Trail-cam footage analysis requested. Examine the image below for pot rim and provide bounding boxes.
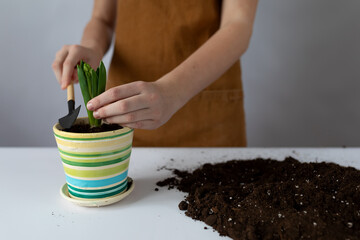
[53,117,133,139]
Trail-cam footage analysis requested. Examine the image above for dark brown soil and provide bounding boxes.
[61,123,122,133]
[156,157,360,240]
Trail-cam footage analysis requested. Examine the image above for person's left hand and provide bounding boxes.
[86,80,181,129]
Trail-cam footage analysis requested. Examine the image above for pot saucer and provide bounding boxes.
[60,177,135,207]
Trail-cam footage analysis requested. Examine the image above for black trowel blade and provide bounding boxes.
[59,101,81,129]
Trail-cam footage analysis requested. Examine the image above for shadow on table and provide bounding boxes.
[104,175,174,209]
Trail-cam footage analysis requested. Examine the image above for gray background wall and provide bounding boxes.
[1,0,359,147]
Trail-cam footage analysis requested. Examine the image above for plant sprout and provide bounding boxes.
[77,60,106,127]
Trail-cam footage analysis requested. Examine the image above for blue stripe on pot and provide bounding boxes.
[65,170,128,188]
[67,179,128,193]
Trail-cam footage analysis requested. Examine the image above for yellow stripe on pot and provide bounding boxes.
[54,128,133,141]
[63,161,129,178]
[54,131,133,142]
[54,134,132,148]
[58,147,128,158]
[56,141,131,154]
[56,141,131,155]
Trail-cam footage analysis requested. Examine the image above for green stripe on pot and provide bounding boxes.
[60,149,131,163]
[68,184,127,199]
[54,129,133,141]
[60,148,131,163]
[67,179,127,193]
[63,161,129,178]
[59,144,132,157]
[61,152,131,167]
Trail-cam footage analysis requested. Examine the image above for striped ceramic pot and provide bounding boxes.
[53,117,134,200]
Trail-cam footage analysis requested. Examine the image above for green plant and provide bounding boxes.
[77,60,106,127]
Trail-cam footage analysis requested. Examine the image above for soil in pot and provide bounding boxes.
[61,123,123,133]
[156,157,360,240]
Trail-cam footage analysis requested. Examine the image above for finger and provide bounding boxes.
[103,108,154,124]
[87,82,143,111]
[93,95,149,119]
[121,120,155,130]
[61,47,81,89]
[71,70,78,83]
[52,48,69,85]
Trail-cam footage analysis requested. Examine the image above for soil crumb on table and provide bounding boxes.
[156,157,360,240]
[61,123,122,133]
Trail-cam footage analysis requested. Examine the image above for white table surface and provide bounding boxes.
[1,147,360,240]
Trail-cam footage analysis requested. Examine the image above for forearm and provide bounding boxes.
[159,19,254,109]
[81,19,113,57]
[80,0,117,58]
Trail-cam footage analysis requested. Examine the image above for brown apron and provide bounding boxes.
[107,0,247,147]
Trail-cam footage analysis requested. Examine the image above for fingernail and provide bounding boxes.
[93,111,99,118]
[87,102,93,110]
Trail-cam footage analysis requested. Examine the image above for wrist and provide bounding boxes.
[81,41,104,59]
[155,72,191,113]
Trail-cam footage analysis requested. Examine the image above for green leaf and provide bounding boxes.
[83,63,93,99]
[77,62,95,126]
[96,67,100,79]
[97,61,106,96]
[91,69,98,98]
[90,69,100,127]
[94,118,102,127]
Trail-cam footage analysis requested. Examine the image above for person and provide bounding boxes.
[52,0,258,147]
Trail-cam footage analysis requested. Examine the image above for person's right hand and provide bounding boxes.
[52,45,102,90]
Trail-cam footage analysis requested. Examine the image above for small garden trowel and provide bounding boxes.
[59,84,81,129]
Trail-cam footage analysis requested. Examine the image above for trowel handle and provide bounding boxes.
[67,84,75,101]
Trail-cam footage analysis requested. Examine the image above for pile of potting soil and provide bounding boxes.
[156,157,360,240]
